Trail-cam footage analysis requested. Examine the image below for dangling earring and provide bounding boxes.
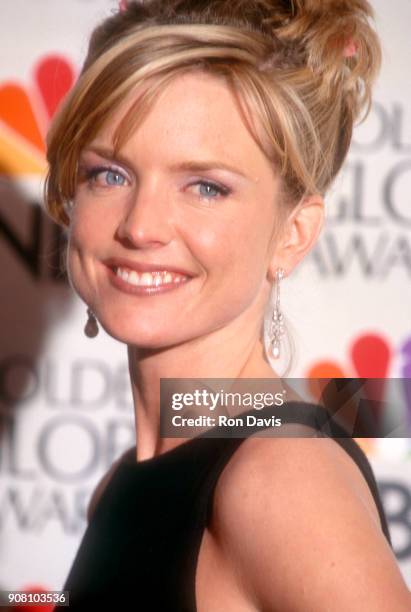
[63,199,74,217]
[84,308,99,338]
[63,200,74,223]
[269,268,285,359]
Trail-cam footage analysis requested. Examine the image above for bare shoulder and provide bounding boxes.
[86,449,132,522]
[209,432,411,612]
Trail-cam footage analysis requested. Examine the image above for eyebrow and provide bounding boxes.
[168,160,250,180]
[81,145,252,181]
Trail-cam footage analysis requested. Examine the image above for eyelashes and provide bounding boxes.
[78,163,232,202]
[79,165,128,188]
[189,180,231,200]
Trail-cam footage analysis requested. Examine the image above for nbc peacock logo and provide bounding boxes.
[0,55,75,176]
[305,331,411,458]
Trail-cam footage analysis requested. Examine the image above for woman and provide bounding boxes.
[45,0,411,609]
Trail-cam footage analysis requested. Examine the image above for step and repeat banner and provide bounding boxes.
[0,0,410,597]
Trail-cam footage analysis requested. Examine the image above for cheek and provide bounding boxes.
[68,199,120,265]
[215,214,272,266]
[65,204,111,299]
[70,201,114,247]
[182,209,274,294]
[65,234,89,303]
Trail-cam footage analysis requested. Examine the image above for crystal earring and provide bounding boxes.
[269,268,285,359]
[63,199,74,216]
[84,308,99,338]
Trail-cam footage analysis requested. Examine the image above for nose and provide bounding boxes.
[116,183,173,248]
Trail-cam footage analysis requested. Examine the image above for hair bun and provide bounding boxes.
[267,0,381,120]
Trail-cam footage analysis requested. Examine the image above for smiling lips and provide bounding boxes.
[116,267,189,287]
[104,257,194,294]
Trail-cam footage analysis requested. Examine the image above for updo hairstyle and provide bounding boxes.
[44,0,381,227]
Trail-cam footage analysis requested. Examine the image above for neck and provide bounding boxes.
[127,315,279,461]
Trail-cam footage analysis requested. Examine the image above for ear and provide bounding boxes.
[268,194,324,280]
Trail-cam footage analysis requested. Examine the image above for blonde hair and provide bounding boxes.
[44,0,381,227]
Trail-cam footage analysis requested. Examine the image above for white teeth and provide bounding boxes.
[140,272,154,286]
[116,267,188,287]
[128,270,139,286]
[116,267,129,281]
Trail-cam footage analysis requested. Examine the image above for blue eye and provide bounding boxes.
[195,181,230,200]
[104,170,126,186]
[81,165,128,188]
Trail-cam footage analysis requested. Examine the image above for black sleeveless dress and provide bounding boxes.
[55,401,392,611]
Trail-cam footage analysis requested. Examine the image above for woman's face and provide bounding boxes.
[68,70,284,348]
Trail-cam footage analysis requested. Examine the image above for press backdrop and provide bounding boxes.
[1,0,410,595]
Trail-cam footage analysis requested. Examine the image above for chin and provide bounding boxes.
[99,319,183,349]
